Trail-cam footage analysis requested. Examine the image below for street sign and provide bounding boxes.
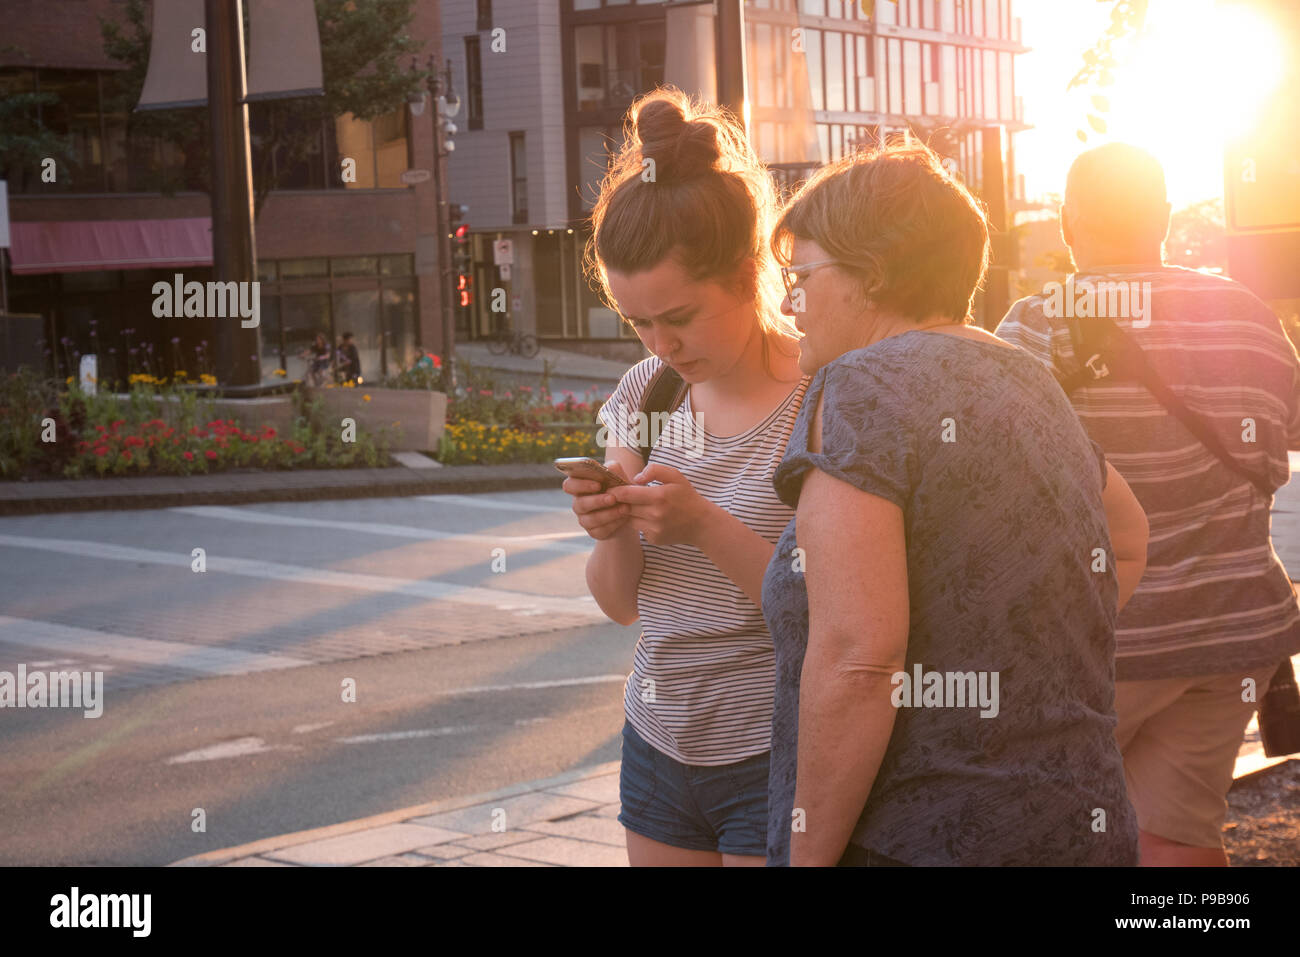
[400,169,432,185]
[493,239,514,265]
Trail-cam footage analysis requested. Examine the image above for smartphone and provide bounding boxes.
[554,456,628,489]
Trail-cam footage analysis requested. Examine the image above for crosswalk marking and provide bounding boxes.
[169,505,590,550]
[0,616,310,675]
[0,535,607,619]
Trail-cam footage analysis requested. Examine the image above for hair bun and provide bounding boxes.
[634,97,721,185]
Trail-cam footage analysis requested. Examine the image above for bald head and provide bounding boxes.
[1061,143,1171,268]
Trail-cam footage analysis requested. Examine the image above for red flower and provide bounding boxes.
[95,424,107,433]
[205,450,218,460]
[94,447,108,457]
[122,450,132,461]
[262,427,277,438]
[183,451,194,461]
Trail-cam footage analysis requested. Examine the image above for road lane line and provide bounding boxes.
[0,535,608,619]
[169,505,590,550]
[0,616,311,675]
[165,737,300,764]
[432,674,626,697]
[414,494,575,515]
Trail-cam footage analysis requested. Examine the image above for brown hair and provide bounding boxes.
[770,139,990,323]
[582,86,798,375]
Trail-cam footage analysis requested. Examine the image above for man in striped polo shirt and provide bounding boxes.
[997,143,1300,867]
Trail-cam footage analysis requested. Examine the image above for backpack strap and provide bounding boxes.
[1056,316,1273,498]
[634,362,688,465]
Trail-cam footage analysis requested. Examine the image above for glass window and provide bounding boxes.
[825,31,844,112]
[805,29,823,111]
[335,113,376,188]
[372,108,408,188]
[333,290,380,382]
[258,260,277,281]
[510,131,528,224]
[37,70,104,192]
[466,37,484,130]
[332,256,378,277]
[380,254,414,276]
[382,279,418,373]
[259,295,284,378]
[280,293,331,382]
[800,0,826,15]
[279,258,329,279]
[754,23,773,106]
[575,26,604,112]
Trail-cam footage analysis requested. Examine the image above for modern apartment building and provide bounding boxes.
[443,0,1028,356]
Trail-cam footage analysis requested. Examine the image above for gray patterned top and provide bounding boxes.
[761,330,1139,866]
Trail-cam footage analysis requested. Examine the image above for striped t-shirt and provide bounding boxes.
[596,355,811,765]
[997,265,1300,681]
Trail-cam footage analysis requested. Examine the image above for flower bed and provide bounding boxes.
[0,369,389,480]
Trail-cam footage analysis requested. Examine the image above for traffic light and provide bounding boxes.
[449,204,472,306]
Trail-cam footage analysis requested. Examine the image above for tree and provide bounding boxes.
[1068,0,1150,144]
[0,45,75,186]
[99,0,429,216]
[1166,198,1226,271]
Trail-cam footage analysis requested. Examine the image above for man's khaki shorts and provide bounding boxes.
[1113,670,1259,848]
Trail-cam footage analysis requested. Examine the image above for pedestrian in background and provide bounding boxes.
[997,143,1300,866]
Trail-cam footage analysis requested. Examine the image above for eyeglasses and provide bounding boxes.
[780,259,843,299]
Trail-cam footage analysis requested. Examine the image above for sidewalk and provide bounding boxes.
[0,462,561,516]
[172,761,626,868]
[456,341,638,385]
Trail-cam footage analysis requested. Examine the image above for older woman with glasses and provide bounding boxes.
[760,141,1150,866]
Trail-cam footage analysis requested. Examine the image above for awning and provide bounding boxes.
[7,218,213,275]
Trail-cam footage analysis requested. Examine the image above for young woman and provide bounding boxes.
[562,87,809,866]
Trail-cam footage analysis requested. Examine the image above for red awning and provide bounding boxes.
[8,218,213,274]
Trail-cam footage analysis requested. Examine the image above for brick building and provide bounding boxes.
[1,0,446,385]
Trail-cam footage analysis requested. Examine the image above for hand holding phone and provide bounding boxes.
[557,457,633,540]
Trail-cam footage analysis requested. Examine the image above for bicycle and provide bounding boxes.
[486,326,540,358]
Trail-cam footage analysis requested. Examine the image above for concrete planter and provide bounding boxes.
[310,387,447,452]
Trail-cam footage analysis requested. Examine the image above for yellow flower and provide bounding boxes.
[273,368,287,377]
[363,394,371,402]
[65,376,73,385]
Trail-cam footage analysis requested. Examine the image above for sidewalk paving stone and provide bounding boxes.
[491,836,628,867]
[458,851,555,867]
[264,822,467,866]
[407,792,599,836]
[525,815,627,847]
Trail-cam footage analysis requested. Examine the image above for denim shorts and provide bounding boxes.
[618,719,769,857]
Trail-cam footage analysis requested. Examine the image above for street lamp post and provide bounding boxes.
[411,55,461,395]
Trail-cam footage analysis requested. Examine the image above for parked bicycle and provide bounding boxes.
[487,326,540,358]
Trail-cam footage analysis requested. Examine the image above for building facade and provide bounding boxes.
[1,0,447,385]
[440,0,1027,355]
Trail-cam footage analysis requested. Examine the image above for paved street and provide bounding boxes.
[0,491,638,865]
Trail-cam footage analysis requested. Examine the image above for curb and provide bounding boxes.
[170,760,621,867]
[0,464,564,516]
